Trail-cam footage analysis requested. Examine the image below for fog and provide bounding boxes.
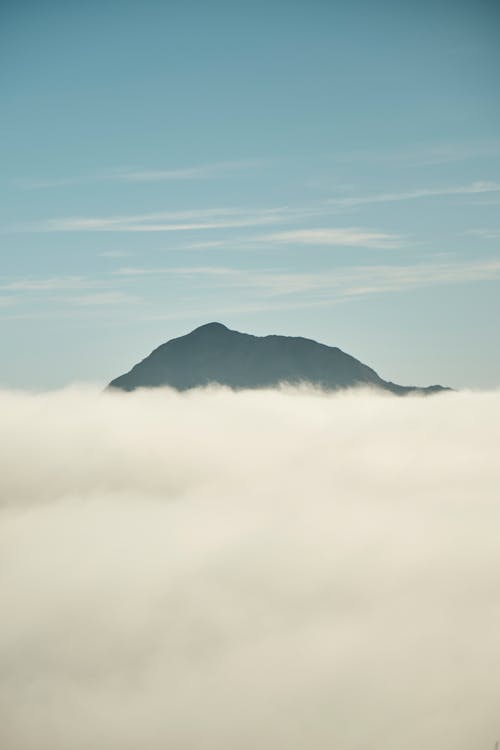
[1,385,499,749]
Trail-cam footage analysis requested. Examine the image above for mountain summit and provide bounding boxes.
[108,322,448,395]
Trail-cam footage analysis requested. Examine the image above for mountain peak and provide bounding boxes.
[108,323,450,395]
[191,321,231,334]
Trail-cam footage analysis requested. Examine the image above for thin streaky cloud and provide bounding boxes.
[99,220,281,233]
[329,141,500,167]
[0,276,107,292]
[467,197,500,207]
[2,259,499,322]
[14,160,264,189]
[260,228,402,249]
[112,258,500,299]
[466,229,500,240]
[328,181,500,208]
[114,266,239,277]
[237,259,500,298]
[46,207,255,229]
[15,206,323,234]
[99,250,135,258]
[0,296,17,308]
[185,240,230,250]
[114,258,500,321]
[136,298,351,321]
[406,141,500,166]
[116,160,264,182]
[337,259,500,297]
[65,292,140,306]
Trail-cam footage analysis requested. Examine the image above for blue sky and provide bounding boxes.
[1,0,499,388]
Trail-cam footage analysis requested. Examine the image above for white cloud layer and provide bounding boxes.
[1,386,500,750]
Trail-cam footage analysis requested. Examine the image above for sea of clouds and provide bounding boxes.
[1,385,499,749]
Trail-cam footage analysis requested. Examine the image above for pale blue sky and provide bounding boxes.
[1,0,499,388]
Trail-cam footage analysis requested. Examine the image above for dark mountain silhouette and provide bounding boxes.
[108,322,449,395]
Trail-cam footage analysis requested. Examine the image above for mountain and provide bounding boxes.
[108,322,449,395]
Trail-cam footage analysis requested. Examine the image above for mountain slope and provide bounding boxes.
[108,322,449,395]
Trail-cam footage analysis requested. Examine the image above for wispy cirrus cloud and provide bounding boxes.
[0,276,105,292]
[0,277,139,316]
[324,258,500,298]
[328,181,500,208]
[466,228,500,240]
[0,296,17,308]
[259,227,403,249]
[241,259,500,298]
[14,160,263,189]
[114,266,238,277]
[99,250,135,258]
[329,141,500,167]
[17,206,306,234]
[66,292,140,306]
[112,258,500,300]
[2,257,499,323]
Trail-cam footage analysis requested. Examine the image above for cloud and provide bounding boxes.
[0,276,139,313]
[466,229,500,240]
[326,258,500,297]
[19,207,301,234]
[1,256,498,326]
[99,250,135,258]
[328,181,500,208]
[328,141,500,167]
[0,276,104,292]
[0,296,17,308]
[113,265,239,277]
[15,161,263,189]
[65,291,140,306]
[260,259,500,298]
[260,227,402,249]
[1,386,500,750]
[112,258,500,300]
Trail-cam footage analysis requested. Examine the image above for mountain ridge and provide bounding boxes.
[108,322,450,395]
